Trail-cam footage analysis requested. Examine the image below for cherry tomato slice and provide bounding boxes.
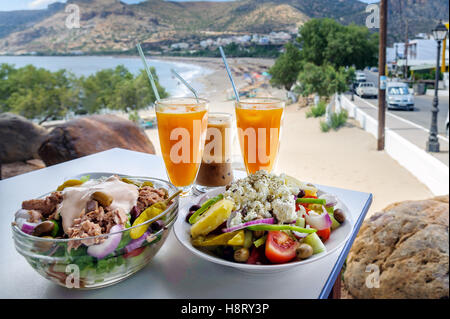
[123,247,145,259]
[247,246,265,264]
[316,228,331,242]
[265,231,298,264]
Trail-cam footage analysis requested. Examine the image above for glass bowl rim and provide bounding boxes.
[12,174,179,243]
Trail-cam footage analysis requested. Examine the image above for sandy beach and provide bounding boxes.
[144,57,433,217]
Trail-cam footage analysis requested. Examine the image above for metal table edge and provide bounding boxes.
[318,193,373,299]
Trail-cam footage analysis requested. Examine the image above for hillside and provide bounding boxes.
[0,0,367,54]
[0,0,447,55]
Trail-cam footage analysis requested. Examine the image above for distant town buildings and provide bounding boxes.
[386,31,449,89]
[387,34,449,69]
[170,31,293,53]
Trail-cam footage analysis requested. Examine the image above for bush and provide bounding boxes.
[320,110,348,132]
[320,120,331,132]
[330,109,348,129]
[306,100,327,118]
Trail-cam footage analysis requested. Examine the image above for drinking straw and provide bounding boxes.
[219,46,240,102]
[170,68,199,102]
[136,43,160,101]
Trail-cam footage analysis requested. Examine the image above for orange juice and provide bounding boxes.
[156,98,208,191]
[235,98,284,174]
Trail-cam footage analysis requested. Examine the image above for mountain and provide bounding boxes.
[0,0,447,55]
[0,2,65,39]
[387,0,449,44]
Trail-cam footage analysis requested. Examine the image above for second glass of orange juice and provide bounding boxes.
[155,97,208,195]
[235,97,285,174]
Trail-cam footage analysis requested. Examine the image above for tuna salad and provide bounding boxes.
[14,175,173,251]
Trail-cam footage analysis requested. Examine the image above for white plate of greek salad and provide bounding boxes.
[174,170,353,273]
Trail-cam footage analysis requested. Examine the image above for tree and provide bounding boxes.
[80,65,167,113]
[297,18,378,70]
[110,69,168,112]
[269,42,303,90]
[0,64,79,123]
[269,18,377,93]
[296,63,355,99]
[0,64,168,123]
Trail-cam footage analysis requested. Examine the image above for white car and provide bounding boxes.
[385,82,414,111]
[355,71,366,82]
[356,82,378,98]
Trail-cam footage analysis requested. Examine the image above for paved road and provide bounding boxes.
[357,70,449,136]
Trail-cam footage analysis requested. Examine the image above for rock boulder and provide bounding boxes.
[0,113,48,163]
[38,115,156,166]
[344,196,449,299]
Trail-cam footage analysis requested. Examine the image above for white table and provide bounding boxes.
[0,148,372,299]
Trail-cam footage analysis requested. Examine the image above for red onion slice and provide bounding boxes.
[292,231,308,239]
[124,230,151,253]
[304,206,332,230]
[319,193,338,207]
[21,221,37,235]
[222,218,275,233]
[87,224,123,259]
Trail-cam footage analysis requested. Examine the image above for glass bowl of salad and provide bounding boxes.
[174,171,353,273]
[11,173,179,289]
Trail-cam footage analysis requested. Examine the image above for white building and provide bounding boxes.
[170,42,189,50]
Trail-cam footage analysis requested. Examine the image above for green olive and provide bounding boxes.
[296,243,313,260]
[233,248,250,263]
[92,191,113,207]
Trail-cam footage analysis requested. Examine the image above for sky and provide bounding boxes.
[0,0,235,11]
[0,0,376,12]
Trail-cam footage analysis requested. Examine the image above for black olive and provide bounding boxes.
[297,189,306,198]
[189,205,201,213]
[185,211,194,223]
[150,220,165,232]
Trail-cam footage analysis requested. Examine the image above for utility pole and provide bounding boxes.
[378,0,387,151]
[404,20,409,79]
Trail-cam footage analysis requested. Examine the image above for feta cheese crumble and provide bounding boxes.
[224,170,297,224]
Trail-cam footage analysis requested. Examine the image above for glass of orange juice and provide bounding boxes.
[155,97,208,195]
[235,97,285,174]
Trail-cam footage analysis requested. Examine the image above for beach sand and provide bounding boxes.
[145,57,433,217]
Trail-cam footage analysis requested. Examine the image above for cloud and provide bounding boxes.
[28,0,64,9]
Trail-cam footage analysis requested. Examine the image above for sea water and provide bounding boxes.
[0,55,212,97]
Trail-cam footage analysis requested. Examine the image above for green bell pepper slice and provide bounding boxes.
[296,198,326,205]
[189,194,224,224]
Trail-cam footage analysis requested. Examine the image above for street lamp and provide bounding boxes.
[426,20,448,152]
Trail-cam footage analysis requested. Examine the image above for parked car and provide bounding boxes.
[356,82,378,98]
[385,82,414,111]
[355,71,366,82]
[371,67,379,72]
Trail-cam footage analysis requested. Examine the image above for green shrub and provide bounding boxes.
[320,110,348,132]
[320,121,331,132]
[330,109,348,129]
[306,100,327,118]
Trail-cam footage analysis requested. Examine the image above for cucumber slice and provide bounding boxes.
[243,230,253,249]
[303,233,326,254]
[253,235,267,248]
[296,217,305,228]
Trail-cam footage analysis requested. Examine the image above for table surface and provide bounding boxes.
[0,148,372,299]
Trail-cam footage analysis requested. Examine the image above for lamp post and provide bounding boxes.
[426,20,448,152]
